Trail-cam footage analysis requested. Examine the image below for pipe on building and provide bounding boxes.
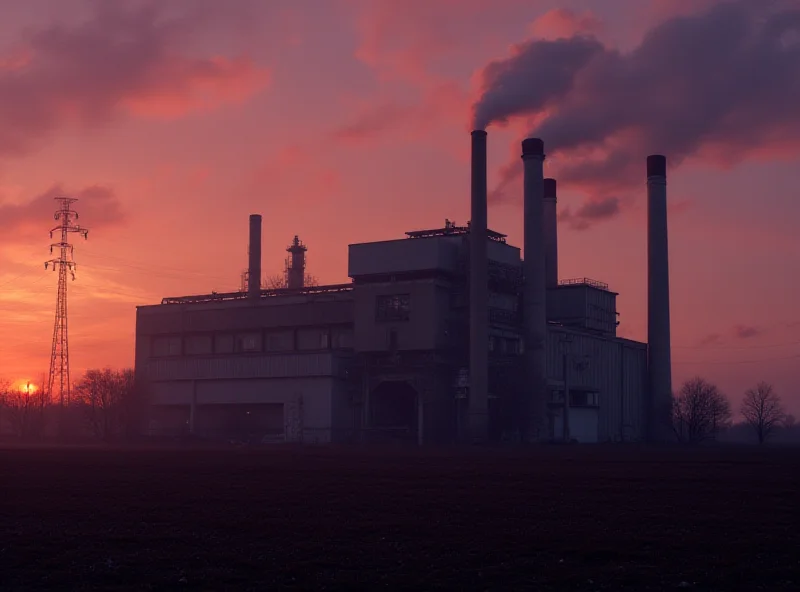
[646,154,673,442]
[468,130,489,443]
[543,178,559,289]
[248,214,262,300]
[522,138,548,441]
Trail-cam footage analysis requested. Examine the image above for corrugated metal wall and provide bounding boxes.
[546,327,647,442]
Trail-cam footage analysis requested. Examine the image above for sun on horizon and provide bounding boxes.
[12,380,39,394]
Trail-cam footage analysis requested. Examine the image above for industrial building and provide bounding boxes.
[134,132,672,445]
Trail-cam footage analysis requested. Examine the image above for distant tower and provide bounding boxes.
[45,197,89,410]
[285,236,307,289]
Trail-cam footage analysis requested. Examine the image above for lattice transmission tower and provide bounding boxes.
[45,197,89,408]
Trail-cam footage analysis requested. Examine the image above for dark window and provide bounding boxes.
[185,335,212,355]
[297,328,330,350]
[376,294,411,322]
[570,390,600,407]
[388,329,398,351]
[153,336,181,357]
[214,334,235,354]
[235,332,262,353]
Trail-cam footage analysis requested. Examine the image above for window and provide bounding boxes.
[185,335,212,356]
[331,327,354,349]
[235,332,262,353]
[388,328,398,351]
[376,294,411,322]
[297,328,330,350]
[265,330,293,352]
[153,336,181,357]
[570,390,600,407]
[214,334,234,354]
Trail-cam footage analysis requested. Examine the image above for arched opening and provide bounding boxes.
[370,380,419,443]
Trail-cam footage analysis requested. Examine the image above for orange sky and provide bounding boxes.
[1,0,798,417]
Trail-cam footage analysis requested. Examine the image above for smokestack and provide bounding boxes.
[469,130,489,443]
[522,138,548,441]
[646,154,672,442]
[543,178,558,289]
[248,214,262,300]
[286,235,307,290]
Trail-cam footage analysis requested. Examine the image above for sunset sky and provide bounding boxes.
[1,0,798,416]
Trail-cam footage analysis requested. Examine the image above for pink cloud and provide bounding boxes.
[529,8,605,40]
[352,0,479,84]
[255,145,342,199]
[331,81,470,144]
[2,184,125,243]
[0,2,269,157]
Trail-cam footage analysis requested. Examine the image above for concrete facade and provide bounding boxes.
[135,226,648,445]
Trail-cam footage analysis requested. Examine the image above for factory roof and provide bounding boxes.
[153,283,353,306]
[405,219,507,242]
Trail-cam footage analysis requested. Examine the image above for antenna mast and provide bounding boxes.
[45,197,89,414]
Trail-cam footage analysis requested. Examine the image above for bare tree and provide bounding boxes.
[741,382,786,444]
[0,379,48,440]
[263,272,319,289]
[75,368,135,441]
[672,377,732,443]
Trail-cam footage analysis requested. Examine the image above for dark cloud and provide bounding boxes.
[3,184,125,241]
[0,1,268,158]
[471,36,603,131]
[734,325,762,339]
[474,0,800,221]
[558,197,620,231]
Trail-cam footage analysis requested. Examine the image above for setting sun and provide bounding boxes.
[12,380,38,394]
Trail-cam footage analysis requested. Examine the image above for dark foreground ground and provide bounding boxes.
[1,444,798,591]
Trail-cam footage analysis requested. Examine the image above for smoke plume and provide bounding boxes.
[472,0,800,208]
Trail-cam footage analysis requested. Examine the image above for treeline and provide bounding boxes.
[672,377,798,444]
[0,368,141,442]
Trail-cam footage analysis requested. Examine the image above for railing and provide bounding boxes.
[160,283,354,305]
[558,277,609,291]
[405,225,508,243]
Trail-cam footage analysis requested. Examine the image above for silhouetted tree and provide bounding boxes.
[672,377,731,443]
[785,414,796,429]
[741,382,786,444]
[0,379,48,440]
[263,273,319,289]
[75,368,135,441]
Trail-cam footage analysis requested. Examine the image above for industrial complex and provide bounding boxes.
[134,132,673,445]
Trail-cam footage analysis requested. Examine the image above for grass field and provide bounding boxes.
[2,444,798,591]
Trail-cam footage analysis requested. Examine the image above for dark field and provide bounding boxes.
[2,445,799,591]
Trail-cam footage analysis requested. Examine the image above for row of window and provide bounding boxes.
[151,326,354,358]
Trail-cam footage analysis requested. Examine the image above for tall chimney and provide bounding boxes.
[468,130,489,443]
[522,138,548,441]
[646,154,672,442]
[248,214,262,300]
[543,178,559,289]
